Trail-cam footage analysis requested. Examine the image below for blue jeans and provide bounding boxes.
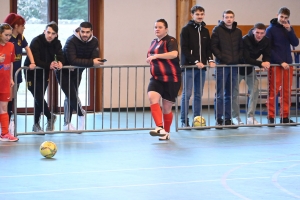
[180,69,206,123]
[214,67,238,120]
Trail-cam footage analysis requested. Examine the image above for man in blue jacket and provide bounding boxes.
[266,7,299,126]
[180,5,215,127]
[56,22,103,131]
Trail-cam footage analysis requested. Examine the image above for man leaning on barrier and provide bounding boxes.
[266,7,299,126]
[55,22,103,131]
[24,21,63,133]
[211,9,243,128]
[232,23,271,125]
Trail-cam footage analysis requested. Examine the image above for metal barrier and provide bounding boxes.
[13,65,156,135]
[12,64,300,136]
[177,63,300,131]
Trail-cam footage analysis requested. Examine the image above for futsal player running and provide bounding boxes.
[146,19,181,140]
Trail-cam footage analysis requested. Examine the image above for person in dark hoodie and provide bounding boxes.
[232,23,270,125]
[266,7,299,126]
[56,22,102,131]
[24,21,63,132]
[180,5,215,128]
[211,9,243,128]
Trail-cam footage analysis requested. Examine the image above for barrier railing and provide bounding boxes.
[12,63,300,136]
[177,63,300,130]
[13,65,155,135]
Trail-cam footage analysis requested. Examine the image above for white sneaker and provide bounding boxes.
[232,117,244,125]
[247,117,261,125]
[159,132,170,140]
[149,127,167,137]
[78,115,85,130]
[63,123,76,131]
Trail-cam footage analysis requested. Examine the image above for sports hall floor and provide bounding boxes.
[0,109,300,200]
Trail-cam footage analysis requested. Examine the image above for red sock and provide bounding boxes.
[163,112,173,133]
[0,113,9,135]
[150,103,163,127]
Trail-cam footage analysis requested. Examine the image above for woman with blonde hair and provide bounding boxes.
[0,23,18,141]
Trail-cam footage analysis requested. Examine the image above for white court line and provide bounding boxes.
[0,175,300,195]
[220,155,300,200]
[272,164,300,199]
[0,130,299,147]
[1,159,300,178]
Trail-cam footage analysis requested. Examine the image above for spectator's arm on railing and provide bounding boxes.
[64,39,95,67]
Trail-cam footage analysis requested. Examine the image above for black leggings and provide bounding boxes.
[27,79,52,123]
[56,70,84,124]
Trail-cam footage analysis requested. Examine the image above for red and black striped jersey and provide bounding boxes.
[147,35,181,82]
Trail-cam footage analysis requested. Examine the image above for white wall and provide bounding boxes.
[104,0,300,65]
[0,1,10,23]
[103,0,300,108]
[198,0,300,25]
[104,0,176,65]
[103,0,176,108]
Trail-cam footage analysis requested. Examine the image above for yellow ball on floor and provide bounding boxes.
[193,116,206,127]
[40,141,57,158]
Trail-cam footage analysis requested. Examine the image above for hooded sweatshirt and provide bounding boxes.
[241,28,271,75]
[24,33,64,81]
[61,28,99,75]
[180,20,213,70]
[266,18,299,65]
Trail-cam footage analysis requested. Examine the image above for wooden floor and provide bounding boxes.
[1,116,300,200]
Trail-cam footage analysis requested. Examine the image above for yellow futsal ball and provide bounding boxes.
[40,141,57,158]
[193,116,206,127]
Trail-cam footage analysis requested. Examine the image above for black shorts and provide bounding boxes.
[147,78,181,103]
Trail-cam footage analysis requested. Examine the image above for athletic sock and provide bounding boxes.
[150,103,163,127]
[163,112,173,133]
[0,113,9,135]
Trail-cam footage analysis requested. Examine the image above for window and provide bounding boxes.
[11,0,103,113]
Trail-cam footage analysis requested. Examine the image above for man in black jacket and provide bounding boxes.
[24,21,63,132]
[180,5,215,127]
[56,22,103,131]
[211,10,243,128]
[232,23,270,125]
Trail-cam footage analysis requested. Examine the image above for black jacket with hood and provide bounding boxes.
[180,20,213,71]
[241,28,271,75]
[24,33,64,81]
[211,21,243,65]
[60,28,99,77]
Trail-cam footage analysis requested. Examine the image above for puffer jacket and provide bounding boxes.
[61,28,99,75]
[180,20,213,70]
[241,28,271,75]
[24,34,64,81]
[211,21,243,65]
[266,18,299,65]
